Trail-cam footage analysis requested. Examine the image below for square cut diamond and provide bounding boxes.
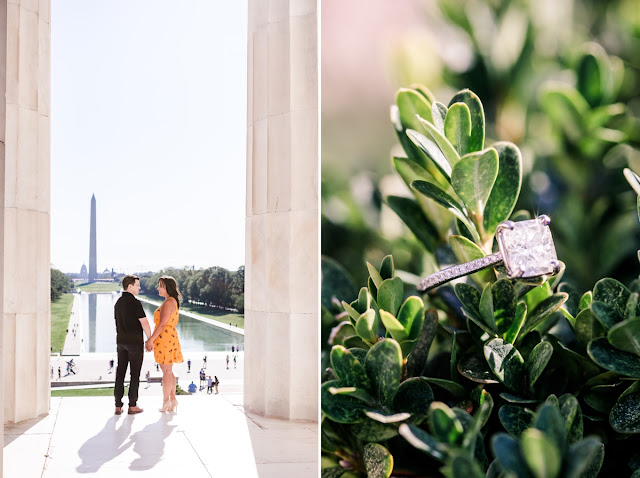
[497,218,558,278]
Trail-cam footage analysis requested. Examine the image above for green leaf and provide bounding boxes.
[329,386,374,405]
[563,438,605,478]
[534,403,566,452]
[444,102,472,156]
[591,300,620,330]
[367,262,384,289]
[365,339,403,406]
[412,180,480,242]
[448,89,485,152]
[397,87,433,127]
[593,278,631,321]
[579,291,593,310]
[484,338,525,392]
[406,308,438,377]
[380,256,394,280]
[449,235,495,286]
[329,321,357,346]
[446,451,486,478]
[480,283,496,330]
[462,389,494,452]
[588,337,640,378]
[432,101,448,133]
[363,443,394,478]
[608,317,640,355]
[386,196,440,252]
[520,293,568,337]
[343,335,371,350]
[351,418,399,441]
[321,256,357,309]
[417,115,462,169]
[559,394,584,446]
[321,467,346,478]
[377,277,404,316]
[455,283,482,321]
[397,296,425,340]
[357,287,371,313]
[429,402,464,445]
[458,354,500,384]
[504,302,527,345]
[321,380,367,423]
[576,308,606,351]
[527,341,553,390]
[626,292,639,320]
[407,129,453,181]
[492,280,517,337]
[491,433,533,478]
[499,404,536,438]
[521,429,562,478]
[399,423,445,461]
[451,148,499,224]
[330,345,371,390]
[392,378,434,423]
[610,381,640,433]
[355,309,378,344]
[540,84,588,143]
[421,377,468,397]
[577,44,611,106]
[483,142,523,235]
[379,310,409,343]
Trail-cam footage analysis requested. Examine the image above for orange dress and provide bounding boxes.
[153,297,184,365]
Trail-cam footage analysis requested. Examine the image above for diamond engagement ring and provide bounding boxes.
[417,215,560,292]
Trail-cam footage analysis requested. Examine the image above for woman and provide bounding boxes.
[146,276,184,412]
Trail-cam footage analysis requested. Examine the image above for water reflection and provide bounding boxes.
[78,292,243,353]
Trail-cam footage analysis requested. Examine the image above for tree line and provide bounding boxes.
[51,268,72,301]
[139,266,245,313]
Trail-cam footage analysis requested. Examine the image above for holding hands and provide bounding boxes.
[145,339,154,352]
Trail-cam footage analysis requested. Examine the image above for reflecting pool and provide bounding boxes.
[75,292,244,353]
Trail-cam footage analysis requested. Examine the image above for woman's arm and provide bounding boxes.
[146,299,176,344]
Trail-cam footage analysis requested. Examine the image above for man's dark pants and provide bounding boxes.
[114,343,144,408]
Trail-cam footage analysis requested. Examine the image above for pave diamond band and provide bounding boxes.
[417,216,560,293]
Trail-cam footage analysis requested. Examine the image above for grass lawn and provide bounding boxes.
[74,282,122,293]
[140,294,244,329]
[51,387,117,397]
[51,293,75,352]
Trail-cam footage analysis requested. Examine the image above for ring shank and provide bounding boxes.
[417,252,503,292]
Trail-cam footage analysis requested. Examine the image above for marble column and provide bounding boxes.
[245,0,318,421]
[1,0,51,450]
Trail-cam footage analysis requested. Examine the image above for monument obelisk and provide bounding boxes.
[89,194,97,282]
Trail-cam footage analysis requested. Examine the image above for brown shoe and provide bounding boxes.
[115,407,122,415]
[128,406,144,414]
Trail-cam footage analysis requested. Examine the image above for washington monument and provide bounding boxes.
[89,194,97,282]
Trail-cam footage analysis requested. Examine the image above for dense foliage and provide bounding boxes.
[139,266,244,313]
[51,267,72,302]
[321,86,640,477]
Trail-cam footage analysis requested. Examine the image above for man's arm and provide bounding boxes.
[139,317,153,350]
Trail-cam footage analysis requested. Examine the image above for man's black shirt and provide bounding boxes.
[114,292,145,345]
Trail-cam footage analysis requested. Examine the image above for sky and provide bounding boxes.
[50,0,248,274]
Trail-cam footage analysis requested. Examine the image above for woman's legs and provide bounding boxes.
[170,367,176,401]
[160,364,173,404]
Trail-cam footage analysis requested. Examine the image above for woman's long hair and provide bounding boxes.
[159,275,181,309]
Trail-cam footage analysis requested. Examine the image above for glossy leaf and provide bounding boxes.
[449,235,495,286]
[429,402,464,445]
[588,337,640,378]
[462,389,494,452]
[608,317,640,355]
[397,296,425,340]
[367,262,384,289]
[321,380,367,423]
[343,335,371,350]
[521,428,562,478]
[504,302,527,344]
[455,283,482,321]
[329,321,357,346]
[491,433,533,478]
[591,300,620,330]
[407,129,453,181]
[609,381,640,433]
[626,292,639,320]
[520,293,568,337]
[579,291,593,310]
[330,345,371,391]
[451,148,499,223]
[393,378,434,423]
[483,142,523,234]
[363,443,394,478]
[432,101,448,133]
[355,309,378,344]
[576,308,606,351]
[386,195,440,251]
[458,354,500,384]
[499,404,535,438]
[527,341,553,390]
[365,339,403,406]
[444,102,472,156]
[559,394,584,446]
[534,403,566,452]
[399,423,445,461]
[421,377,468,397]
[563,438,605,478]
[479,283,496,330]
[380,310,409,343]
[492,280,517,337]
[484,338,525,391]
[377,277,404,316]
[351,419,398,442]
[593,278,631,322]
[406,308,438,377]
[448,89,485,152]
[380,255,394,281]
[417,115,461,168]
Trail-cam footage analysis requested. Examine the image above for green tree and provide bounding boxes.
[51,268,71,302]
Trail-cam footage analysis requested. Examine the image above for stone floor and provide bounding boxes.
[5,352,318,477]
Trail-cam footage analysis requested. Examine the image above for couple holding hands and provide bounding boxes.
[113,274,183,415]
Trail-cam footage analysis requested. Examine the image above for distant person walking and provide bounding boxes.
[114,274,153,416]
[147,276,184,413]
[207,376,213,394]
[214,376,219,394]
[233,355,237,369]
[109,358,114,372]
[58,366,61,380]
[203,354,207,369]
[226,355,230,370]
[187,359,191,373]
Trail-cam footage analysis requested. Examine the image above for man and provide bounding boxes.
[207,375,213,394]
[188,381,197,394]
[114,275,153,415]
